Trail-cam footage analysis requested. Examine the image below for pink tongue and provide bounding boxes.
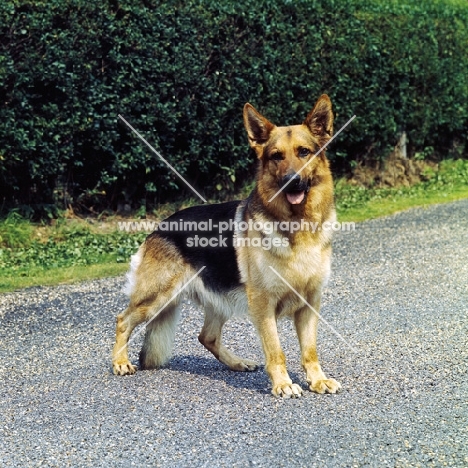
[286,191,305,205]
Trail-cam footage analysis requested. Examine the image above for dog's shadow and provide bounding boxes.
[137,354,307,395]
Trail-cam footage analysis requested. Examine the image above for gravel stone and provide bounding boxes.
[1,200,467,467]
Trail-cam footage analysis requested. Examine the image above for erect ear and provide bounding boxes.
[243,103,276,148]
[303,94,334,146]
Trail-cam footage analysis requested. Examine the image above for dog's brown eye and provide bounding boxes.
[271,152,284,161]
[298,147,310,158]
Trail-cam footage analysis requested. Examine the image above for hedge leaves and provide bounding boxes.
[1,0,467,213]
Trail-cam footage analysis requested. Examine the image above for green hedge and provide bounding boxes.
[1,0,467,214]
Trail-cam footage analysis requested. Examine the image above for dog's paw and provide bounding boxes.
[309,378,341,394]
[112,361,137,376]
[272,382,303,398]
[231,358,258,372]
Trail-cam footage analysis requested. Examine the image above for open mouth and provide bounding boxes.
[283,179,311,205]
[286,191,306,205]
[279,174,311,205]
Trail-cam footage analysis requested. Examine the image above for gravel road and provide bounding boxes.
[1,200,467,467]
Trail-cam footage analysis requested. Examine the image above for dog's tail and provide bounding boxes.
[139,305,181,369]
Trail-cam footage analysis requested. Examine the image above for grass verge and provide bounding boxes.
[1,159,467,293]
[0,263,129,293]
[335,159,468,222]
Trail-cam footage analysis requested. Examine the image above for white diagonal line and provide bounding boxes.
[118,114,207,203]
[115,266,206,356]
[269,266,358,352]
[268,114,356,203]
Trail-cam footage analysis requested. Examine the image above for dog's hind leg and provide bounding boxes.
[112,301,148,375]
[198,305,258,372]
[113,292,182,375]
[112,236,189,375]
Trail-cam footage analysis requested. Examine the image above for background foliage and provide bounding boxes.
[1,0,467,214]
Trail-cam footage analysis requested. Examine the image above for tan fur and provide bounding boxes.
[112,95,341,398]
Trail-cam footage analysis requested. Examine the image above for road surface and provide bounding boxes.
[1,200,467,467]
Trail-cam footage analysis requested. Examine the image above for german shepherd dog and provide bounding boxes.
[112,95,341,397]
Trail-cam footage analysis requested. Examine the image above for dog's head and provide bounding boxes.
[243,95,334,207]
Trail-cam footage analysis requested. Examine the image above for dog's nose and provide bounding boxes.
[280,173,302,191]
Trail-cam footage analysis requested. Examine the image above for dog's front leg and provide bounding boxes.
[294,303,341,394]
[248,291,303,398]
